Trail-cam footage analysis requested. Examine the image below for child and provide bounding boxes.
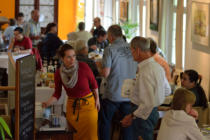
[157,88,204,140]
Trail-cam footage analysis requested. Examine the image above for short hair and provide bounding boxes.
[31,9,39,15]
[45,22,57,34]
[149,38,157,54]
[107,25,122,38]
[9,18,16,26]
[130,36,151,52]
[78,22,85,31]
[17,12,24,17]
[97,30,106,38]
[14,27,23,34]
[94,17,101,22]
[75,40,87,53]
[171,88,196,110]
[58,44,74,58]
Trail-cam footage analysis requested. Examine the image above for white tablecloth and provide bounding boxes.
[0,53,30,69]
[36,87,67,105]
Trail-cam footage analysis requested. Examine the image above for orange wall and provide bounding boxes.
[0,0,15,29]
[0,0,77,39]
[58,0,77,40]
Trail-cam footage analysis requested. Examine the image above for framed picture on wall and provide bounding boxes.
[150,0,159,31]
[120,0,128,22]
[191,1,210,47]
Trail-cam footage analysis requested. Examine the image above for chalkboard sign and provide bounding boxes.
[15,55,36,140]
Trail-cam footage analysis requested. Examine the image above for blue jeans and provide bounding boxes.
[131,104,159,140]
[98,99,133,140]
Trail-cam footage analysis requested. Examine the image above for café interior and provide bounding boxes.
[0,0,210,140]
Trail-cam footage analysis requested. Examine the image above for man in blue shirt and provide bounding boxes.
[99,25,137,140]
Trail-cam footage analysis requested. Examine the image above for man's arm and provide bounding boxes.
[101,47,112,78]
[102,67,110,78]
[8,38,15,50]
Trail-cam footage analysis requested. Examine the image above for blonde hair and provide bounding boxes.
[171,88,196,110]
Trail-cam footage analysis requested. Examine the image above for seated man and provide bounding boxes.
[75,40,99,78]
[88,30,109,53]
[8,27,32,53]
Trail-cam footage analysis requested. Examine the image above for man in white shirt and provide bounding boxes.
[121,36,170,140]
[75,22,92,43]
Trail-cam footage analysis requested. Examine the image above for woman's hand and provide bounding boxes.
[95,97,100,111]
[42,96,57,108]
[42,102,49,108]
[92,89,100,111]
[121,114,133,127]
[189,109,198,119]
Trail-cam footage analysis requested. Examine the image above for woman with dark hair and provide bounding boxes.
[181,69,208,108]
[41,22,63,61]
[42,44,100,140]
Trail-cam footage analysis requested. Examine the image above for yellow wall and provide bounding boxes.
[58,0,77,40]
[0,0,15,29]
[0,0,77,39]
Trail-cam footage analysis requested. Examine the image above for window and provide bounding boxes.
[116,0,119,24]
[170,0,188,68]
[182,0,187,69]
[142,0,147,37]
[85,0,94,31]
[16,0,58,27]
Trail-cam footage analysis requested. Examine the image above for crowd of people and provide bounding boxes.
[1,8,209,140]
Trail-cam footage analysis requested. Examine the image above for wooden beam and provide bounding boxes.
[0,86,15,91]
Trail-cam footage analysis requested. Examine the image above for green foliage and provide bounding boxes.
[120,21,138,39]
[0,117,12,140]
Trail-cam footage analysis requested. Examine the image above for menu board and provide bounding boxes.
[15,55,36,140]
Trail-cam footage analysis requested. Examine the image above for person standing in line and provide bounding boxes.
[121,36,170,140]
[98,25,137,140]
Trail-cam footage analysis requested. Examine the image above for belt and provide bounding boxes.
[71,94,93,121]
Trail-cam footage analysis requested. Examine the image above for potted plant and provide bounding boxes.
[120,21,138,40]
[0,116,12,140]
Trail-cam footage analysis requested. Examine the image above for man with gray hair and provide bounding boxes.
[121,36,170,140]
[99,25,137,140]
[23,9,41,47]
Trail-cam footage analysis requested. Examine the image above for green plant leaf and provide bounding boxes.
[0,117,12,138]
[120,20,138,39]
[0,125,5,140]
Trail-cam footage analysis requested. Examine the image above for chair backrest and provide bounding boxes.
[193,106,210,126]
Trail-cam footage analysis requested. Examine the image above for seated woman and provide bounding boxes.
[41,23,63,61]
[157,88,204,140]
[181,69,208,108]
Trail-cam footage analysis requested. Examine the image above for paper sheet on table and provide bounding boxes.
[121,79,135,98]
